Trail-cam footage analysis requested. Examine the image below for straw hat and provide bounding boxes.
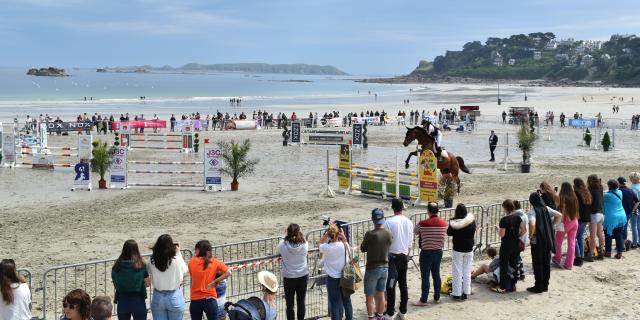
[258,271,278,293]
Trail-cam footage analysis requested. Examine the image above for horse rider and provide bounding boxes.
[422,119,443,160]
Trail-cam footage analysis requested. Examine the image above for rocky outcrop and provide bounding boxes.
[27,67,68,77]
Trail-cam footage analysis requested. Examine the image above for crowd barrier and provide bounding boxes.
[38,249,192,320]
[22,201,542,319]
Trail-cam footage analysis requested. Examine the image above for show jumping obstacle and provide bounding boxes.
[109,144,223,192]
[323,145,438,205]
[118,123,194,153]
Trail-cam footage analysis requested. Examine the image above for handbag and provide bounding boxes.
[339,244,363,296]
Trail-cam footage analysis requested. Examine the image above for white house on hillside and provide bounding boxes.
[581,54,594,67]
[508,58,516,66]
[533,51,542,60]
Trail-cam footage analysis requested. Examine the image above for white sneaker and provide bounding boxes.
[383,314,395,320]
[397,313,406,320]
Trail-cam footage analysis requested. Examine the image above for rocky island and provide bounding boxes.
[26,67,68,77]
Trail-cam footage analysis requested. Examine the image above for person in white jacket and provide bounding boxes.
[0,259,32,320]
[278,223,309,320]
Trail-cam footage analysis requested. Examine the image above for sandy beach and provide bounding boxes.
[2,83,640,319]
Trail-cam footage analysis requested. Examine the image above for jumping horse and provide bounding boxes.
[403,126,470,192]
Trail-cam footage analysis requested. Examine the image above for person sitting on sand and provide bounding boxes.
[470,247,507,287]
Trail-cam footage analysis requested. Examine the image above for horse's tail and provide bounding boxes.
[456,156,471,174]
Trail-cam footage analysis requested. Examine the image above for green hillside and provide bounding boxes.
[410,32,640,84]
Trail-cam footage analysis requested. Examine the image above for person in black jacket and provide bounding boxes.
[587,174,605,260]
[573,178,593,264]
[446,204,476,301]
[526,192,562,293]
[494,200,525,293]
[489,130,498,161]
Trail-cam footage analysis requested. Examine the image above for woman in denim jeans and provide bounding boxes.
[112,240,150,320]
[318,224,351,320]
[147,234,188,320]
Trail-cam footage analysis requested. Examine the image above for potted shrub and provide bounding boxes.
[602,131,611,151]
[219,139,259,191]
[438,175,456,208]
[90,141,113,189]
[194,133,200,153]
[584,129,592,146]
[518,121,536,173]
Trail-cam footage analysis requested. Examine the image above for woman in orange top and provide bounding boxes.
[188,240,231,320]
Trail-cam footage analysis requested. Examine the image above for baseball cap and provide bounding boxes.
[391,198,405,211]
[618,176,626,185]
[371,208,385,225]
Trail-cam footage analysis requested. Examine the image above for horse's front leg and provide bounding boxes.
[405,151,418,169]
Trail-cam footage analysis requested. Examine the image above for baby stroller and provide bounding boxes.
[225,297,273,320]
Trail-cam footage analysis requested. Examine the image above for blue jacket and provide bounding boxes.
[603,189,627,235]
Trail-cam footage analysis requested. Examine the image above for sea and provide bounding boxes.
[0,67,517,121]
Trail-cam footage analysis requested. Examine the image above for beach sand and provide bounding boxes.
[1,84,640,318]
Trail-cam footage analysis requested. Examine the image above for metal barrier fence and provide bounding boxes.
[26,200,540,319]
[224,250,328,320]
[408,205,485,262]
[212,236,283,263]
[38,249,192,320]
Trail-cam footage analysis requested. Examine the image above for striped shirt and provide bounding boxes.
[415,216,448,251]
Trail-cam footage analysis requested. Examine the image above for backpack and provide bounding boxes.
[440,275,453,295]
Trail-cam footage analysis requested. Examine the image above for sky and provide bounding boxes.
[2,0,640,75]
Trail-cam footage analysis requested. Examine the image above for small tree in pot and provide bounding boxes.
[601,131,611,151]
[438,175,457,208]
[518,121,536,173]
[90,141,113,189]
[219,139,259,191]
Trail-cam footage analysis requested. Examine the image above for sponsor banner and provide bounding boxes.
[338,144,351,192]
[351,117,380,125]
[1,127,16,166]
[418,149,438,203]
[291,121,301,143]
[78,135,93,160]
[32,153,54,169]
[174,120,208,132]
[39,123,48,148]
[352,123,363,145]
[308,135,345,142]
[320,118,342,127]
[568,118,596,128]
[204,145,223,191]
[109,147,128,189]
[45,121,93,132]
[111,120,167,131]
[72,161,91,191]
[119,123,131,147]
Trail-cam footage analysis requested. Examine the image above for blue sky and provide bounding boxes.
[3,0,640,75]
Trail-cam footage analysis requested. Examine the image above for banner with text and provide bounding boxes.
[338,145,351,192]
[112,120,167,131]
[109,147,128,189]
[418,150,438,203]
[204,145,223,192]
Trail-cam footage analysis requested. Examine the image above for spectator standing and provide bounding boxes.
[446,204,476,301]
[188,240,231,320]
[0,259,32,320]
[412,203,447,306]
[573,178,593,264]
[494,200,524,293]
[554,182,580,270]
[61,289,91,320]
[278,224,309,320]
[629,172,640,248]
[147,234,189,320]
[603,180,629,259]
[539,181,559,210]
[383,199,413,320]
[90,296,113,320]
[526,192,562,293]
[318,224,352,320]
[360,209,392,320]
[587,174,606,260]
[617,177,639,251]
[112,240,150,320]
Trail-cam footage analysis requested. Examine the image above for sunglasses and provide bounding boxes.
[63,303,76,309]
